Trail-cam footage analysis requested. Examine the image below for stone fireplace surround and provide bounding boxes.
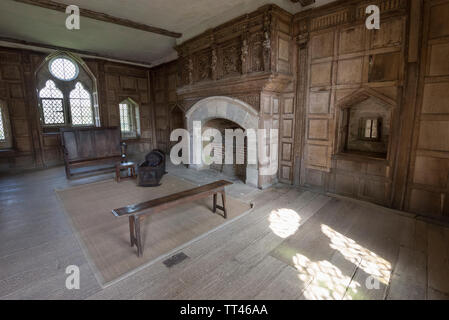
[185,96,260,187]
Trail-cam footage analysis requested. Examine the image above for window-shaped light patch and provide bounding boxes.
[39,80,65,125]
[49,57,79,81]
[70,82,93,126]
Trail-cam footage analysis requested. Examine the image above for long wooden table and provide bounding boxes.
[112,180,233,257]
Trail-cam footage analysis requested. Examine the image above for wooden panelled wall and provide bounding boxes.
[294,0,407,208]
[293,0,449,219]
[405,0,449,217]
[150,61,178,153]
[1,1,448,219]
[0,47,155,171]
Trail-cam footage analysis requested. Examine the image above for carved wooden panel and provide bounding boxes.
[309,91,330,114]
[249,32,264,73]
[195,49,211,82]
[429,1,449,39]
[308,119,328,140]
[368,52,400,82]
[339,26,365,55]
[371,18,404,49]
[422,83,449,114]
[337,58,363,84]
[311,31,334,59]
[307,144,328,168]
[310,62,332,86]
[220,40,242,79]
[428,42,449,76]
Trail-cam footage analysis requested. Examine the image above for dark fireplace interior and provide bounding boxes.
[203,118,247,182]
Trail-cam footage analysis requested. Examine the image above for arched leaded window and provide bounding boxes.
[70,82,94,125]
[39,80,64,125]
[36,52,99,129]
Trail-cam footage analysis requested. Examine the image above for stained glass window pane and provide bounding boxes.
[69,82,93,125]
[49,57,78,81]
[0,109,5,140]
[39,80,65,125]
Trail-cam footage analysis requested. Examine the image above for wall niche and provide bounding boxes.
[336,88,395,160]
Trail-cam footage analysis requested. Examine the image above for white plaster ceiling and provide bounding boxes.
[0,0,336,66]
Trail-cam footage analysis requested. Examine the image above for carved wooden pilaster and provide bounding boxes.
[187,57,193,85]
[211,47,218,80]
[263,10,272,72]
[241,23,249,75]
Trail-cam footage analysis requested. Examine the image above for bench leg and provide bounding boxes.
[221,192,227,219]
[116,165,120,182]
[129,216,135,247]
[213,193,217,213]
[134,216,143,257]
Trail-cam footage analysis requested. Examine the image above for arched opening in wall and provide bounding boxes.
[336,89,394,160]
[169,105,185,153]
[203,118,247,183]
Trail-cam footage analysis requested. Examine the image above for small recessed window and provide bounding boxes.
[0,109,5,141]
[0,101,12,149]
[119,99,140,139]
[49,57,79,81]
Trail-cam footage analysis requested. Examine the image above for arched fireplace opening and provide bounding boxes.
[203,118,247,183]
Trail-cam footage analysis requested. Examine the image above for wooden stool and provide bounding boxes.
[115,162,136,182]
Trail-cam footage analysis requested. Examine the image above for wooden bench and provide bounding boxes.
[60,127,125,179]
[112,180,233,257]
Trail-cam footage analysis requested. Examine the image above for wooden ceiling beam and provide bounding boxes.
[13,0,182,38]
[291,0,316,6]
[0,36,154,68]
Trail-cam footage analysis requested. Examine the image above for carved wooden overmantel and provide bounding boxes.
[174,5,294,188]
[175,4,294,109]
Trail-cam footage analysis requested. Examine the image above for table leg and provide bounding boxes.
[115,165,118,182]
[213,193,217,213]
[129,216,135,247]
[221,191,227,219]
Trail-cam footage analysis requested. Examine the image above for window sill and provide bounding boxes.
[0,148,16,157]
[333,152,388,163]
[121,137,141,143]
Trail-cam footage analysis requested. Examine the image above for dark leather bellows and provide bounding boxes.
[138,149,166,187]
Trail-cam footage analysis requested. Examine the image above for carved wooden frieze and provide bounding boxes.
[220,40,242,78]
[231,93,260,111]
[176,4,293,98]
[195,49,212,82]
[249,32,264,73]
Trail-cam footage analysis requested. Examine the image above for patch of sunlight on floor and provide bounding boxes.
[293,253,360,300]
[321,224,391,285]
[269,208,301,238]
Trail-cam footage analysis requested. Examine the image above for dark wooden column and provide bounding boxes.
[293,30,309,186]
[391,0,424,209]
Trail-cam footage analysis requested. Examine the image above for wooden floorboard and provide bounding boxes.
[0,164,448,300]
